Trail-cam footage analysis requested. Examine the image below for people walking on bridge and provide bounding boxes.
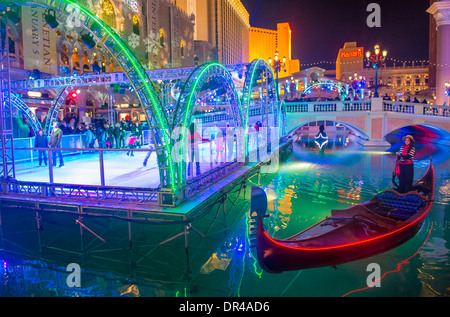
[34,128,48,167]
[395,135,416,193]
[49,121,64,168]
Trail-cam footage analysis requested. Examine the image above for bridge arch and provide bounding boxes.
[288,119,370,142]
[171,62,245,185]
[2,0,177,191]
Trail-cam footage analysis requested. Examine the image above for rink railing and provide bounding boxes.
[5,129,274,207]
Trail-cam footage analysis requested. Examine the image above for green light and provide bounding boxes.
[245,59,281,148]
[178,63,245,184]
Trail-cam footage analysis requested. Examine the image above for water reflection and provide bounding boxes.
[249,136,450,297]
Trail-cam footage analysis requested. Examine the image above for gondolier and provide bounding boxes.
[396,135,416,193]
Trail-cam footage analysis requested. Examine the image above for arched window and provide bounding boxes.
[180,41,184,57]
[101,0,116,28]
[133,15,140,35]
[159,28,165,47]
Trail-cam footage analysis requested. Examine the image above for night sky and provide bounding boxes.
[241,0,431,69]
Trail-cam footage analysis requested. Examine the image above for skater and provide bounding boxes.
[126,133,141,156]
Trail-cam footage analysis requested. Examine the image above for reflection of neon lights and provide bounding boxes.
[245,213,263,278]
[341,223,433,297]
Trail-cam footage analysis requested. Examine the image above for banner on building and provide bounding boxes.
[147,0,160,69]
[22,6,57,75]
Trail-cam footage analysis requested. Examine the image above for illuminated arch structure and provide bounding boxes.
[171,63,246,186]
[170,61,286,187]
[241,59,285,147]
[302,81,347,99]
[0,0,178,193]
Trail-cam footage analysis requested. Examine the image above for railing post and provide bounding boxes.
[370,97,383,112]
[99,149,105,187]
[48,148,53,184]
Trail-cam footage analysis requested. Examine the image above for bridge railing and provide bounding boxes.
[284,100,371,113]
[382,100,450,117]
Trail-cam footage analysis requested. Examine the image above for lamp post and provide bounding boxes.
[365,45,387,98]
[268,51,286,97]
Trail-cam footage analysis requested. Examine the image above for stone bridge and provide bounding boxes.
[284,98,450,147]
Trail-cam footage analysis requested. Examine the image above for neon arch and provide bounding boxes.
[242,59,285,149]
[302,81,347,98]
[171,62,245,185]
[44,87,72,135]
[4,92,43,135]
[1,0,177,191]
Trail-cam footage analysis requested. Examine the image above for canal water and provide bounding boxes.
[1,133,449,297]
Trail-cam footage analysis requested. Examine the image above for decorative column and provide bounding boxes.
[427,0,450,105]
[364,97,391,148]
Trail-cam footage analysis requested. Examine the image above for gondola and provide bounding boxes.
[254,158,434,273]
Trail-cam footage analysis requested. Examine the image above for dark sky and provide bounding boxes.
[241,0,431,69]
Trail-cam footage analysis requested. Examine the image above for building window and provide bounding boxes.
[180,41,185,57]
[132,15,140,36]
[159,28,165,47]
[102,0,116,29]
[8,37,15,57]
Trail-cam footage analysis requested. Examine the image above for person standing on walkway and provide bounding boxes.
[34,129,48,166]
[49,121,64,168]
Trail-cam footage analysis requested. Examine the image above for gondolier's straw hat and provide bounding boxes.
[402,135,415,143]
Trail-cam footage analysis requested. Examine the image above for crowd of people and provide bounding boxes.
[30,113,146,168]
[57,113,145,150]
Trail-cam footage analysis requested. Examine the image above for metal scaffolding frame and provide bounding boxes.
[0,14,15,183]
[8,64,247,92]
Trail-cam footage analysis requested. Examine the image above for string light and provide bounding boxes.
[300,57,449,68]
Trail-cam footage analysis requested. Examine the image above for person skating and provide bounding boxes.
[49,121,64,168]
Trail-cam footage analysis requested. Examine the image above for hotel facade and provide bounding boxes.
[249,22,300,78]
[336,42,432,101]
